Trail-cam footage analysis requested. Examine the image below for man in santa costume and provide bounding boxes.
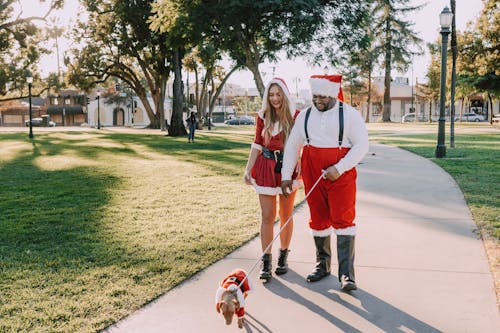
[280,74,368,291]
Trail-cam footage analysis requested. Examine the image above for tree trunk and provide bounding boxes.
[428,100,432,123]
[169,47,187,136]
[488,92,493,124]
[382,17,392,122]
[450,0,457,147]
[366,69,372,123]
[246,61,264,98]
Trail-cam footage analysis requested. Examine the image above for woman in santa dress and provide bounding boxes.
[243,77,301,282]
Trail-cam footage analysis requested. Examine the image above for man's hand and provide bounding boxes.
[281,180,293,198]
[323,165,341,182]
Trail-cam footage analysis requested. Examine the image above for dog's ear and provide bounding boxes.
[216,301,222,313]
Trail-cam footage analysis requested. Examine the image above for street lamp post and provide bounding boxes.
[435,6,453,158]
[96,91,101,129]
[27,75,34,139]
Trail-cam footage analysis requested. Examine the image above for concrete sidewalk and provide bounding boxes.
[105,143,499,332]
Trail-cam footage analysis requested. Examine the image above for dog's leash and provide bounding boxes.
[237,169,327,289]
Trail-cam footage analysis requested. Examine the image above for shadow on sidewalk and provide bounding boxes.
[264,269,442,333]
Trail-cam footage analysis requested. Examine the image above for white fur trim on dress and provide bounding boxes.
[310,77,340,98]
[310,226,357,236]
[250,178,302,195]
[258,78,296,119]
[251,143,263,151]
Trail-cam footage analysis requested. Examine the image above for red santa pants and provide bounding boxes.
[301,146,357,236]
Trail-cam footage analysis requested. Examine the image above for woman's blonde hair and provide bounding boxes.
[262,83,294,145]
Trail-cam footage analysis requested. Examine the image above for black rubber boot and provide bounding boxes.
[275,249,289,275]
[259,253,272,282]
[306,236,331,282]
[337,235,357,291]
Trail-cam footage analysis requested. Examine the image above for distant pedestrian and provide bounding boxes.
[281,74,369,291]
[243,77,301,282]
[187,111,196,143]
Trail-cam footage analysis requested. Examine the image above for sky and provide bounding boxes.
[16,0,484,90]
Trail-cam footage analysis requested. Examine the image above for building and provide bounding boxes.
[46,90,87,126]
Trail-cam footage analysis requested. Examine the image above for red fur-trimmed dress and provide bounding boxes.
[249,110,302,195]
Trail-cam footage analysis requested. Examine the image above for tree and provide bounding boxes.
[373,0,424,122]
[456,0,499,122]
[449,0,457,147]
[68,0,174,131]
[185,1,367,97]
[0,0,64,100]
[327,3,376,122]
[424,38,452,123]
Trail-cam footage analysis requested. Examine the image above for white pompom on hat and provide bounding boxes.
[258,77,296,119]
[309,74,344,100]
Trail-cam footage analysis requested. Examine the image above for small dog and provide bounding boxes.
[215,269,252,329]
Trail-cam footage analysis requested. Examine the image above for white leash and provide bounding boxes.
[238,170,327,289]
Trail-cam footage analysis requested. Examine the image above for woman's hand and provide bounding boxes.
[244,169,252,185]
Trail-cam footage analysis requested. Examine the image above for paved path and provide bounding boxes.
[105,143,499,332]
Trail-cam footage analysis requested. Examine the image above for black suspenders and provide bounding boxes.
[304,101,344,146]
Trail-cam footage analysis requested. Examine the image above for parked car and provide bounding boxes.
[224,116,255,125]
[25,117,56,127]
[401,113,427,123]
[454,112,484,122]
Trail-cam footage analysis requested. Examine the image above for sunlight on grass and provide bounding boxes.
[0,140,32,164]
[34,152,100,171]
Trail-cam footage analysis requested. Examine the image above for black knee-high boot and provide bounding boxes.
[275,249,289,275]
[306,236,331,282]
[337,235,356,291]
[259,253,272,282]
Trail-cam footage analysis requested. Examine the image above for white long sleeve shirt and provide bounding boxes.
[281,102,369,181]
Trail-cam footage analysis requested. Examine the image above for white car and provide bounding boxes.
[454,112,484,122]
[401,113,426,123]
[25,117,56,127]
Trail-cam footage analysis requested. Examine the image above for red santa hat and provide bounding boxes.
[258,77,296,119]
[309,74,344,101]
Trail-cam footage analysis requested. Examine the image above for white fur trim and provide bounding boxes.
[215,285,245,308]
[335,226,357,235]
[251,143,263,151]
[309,226,357,236]
[259,78,296,119]
[236,289,245,308]
[310,77,340,98]
[310,226,334,237]
[250,178,302,195]
[215,286,225,304]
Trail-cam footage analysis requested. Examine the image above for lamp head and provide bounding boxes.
[27,76,33,84]
[439,6,453,30]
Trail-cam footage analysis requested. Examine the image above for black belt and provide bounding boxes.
[262,147,283,173]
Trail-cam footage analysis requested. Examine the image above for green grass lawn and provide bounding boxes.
[0,129,303,332]
[0,123,497,332]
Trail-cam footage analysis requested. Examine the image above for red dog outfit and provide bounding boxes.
[215,269,253,319]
